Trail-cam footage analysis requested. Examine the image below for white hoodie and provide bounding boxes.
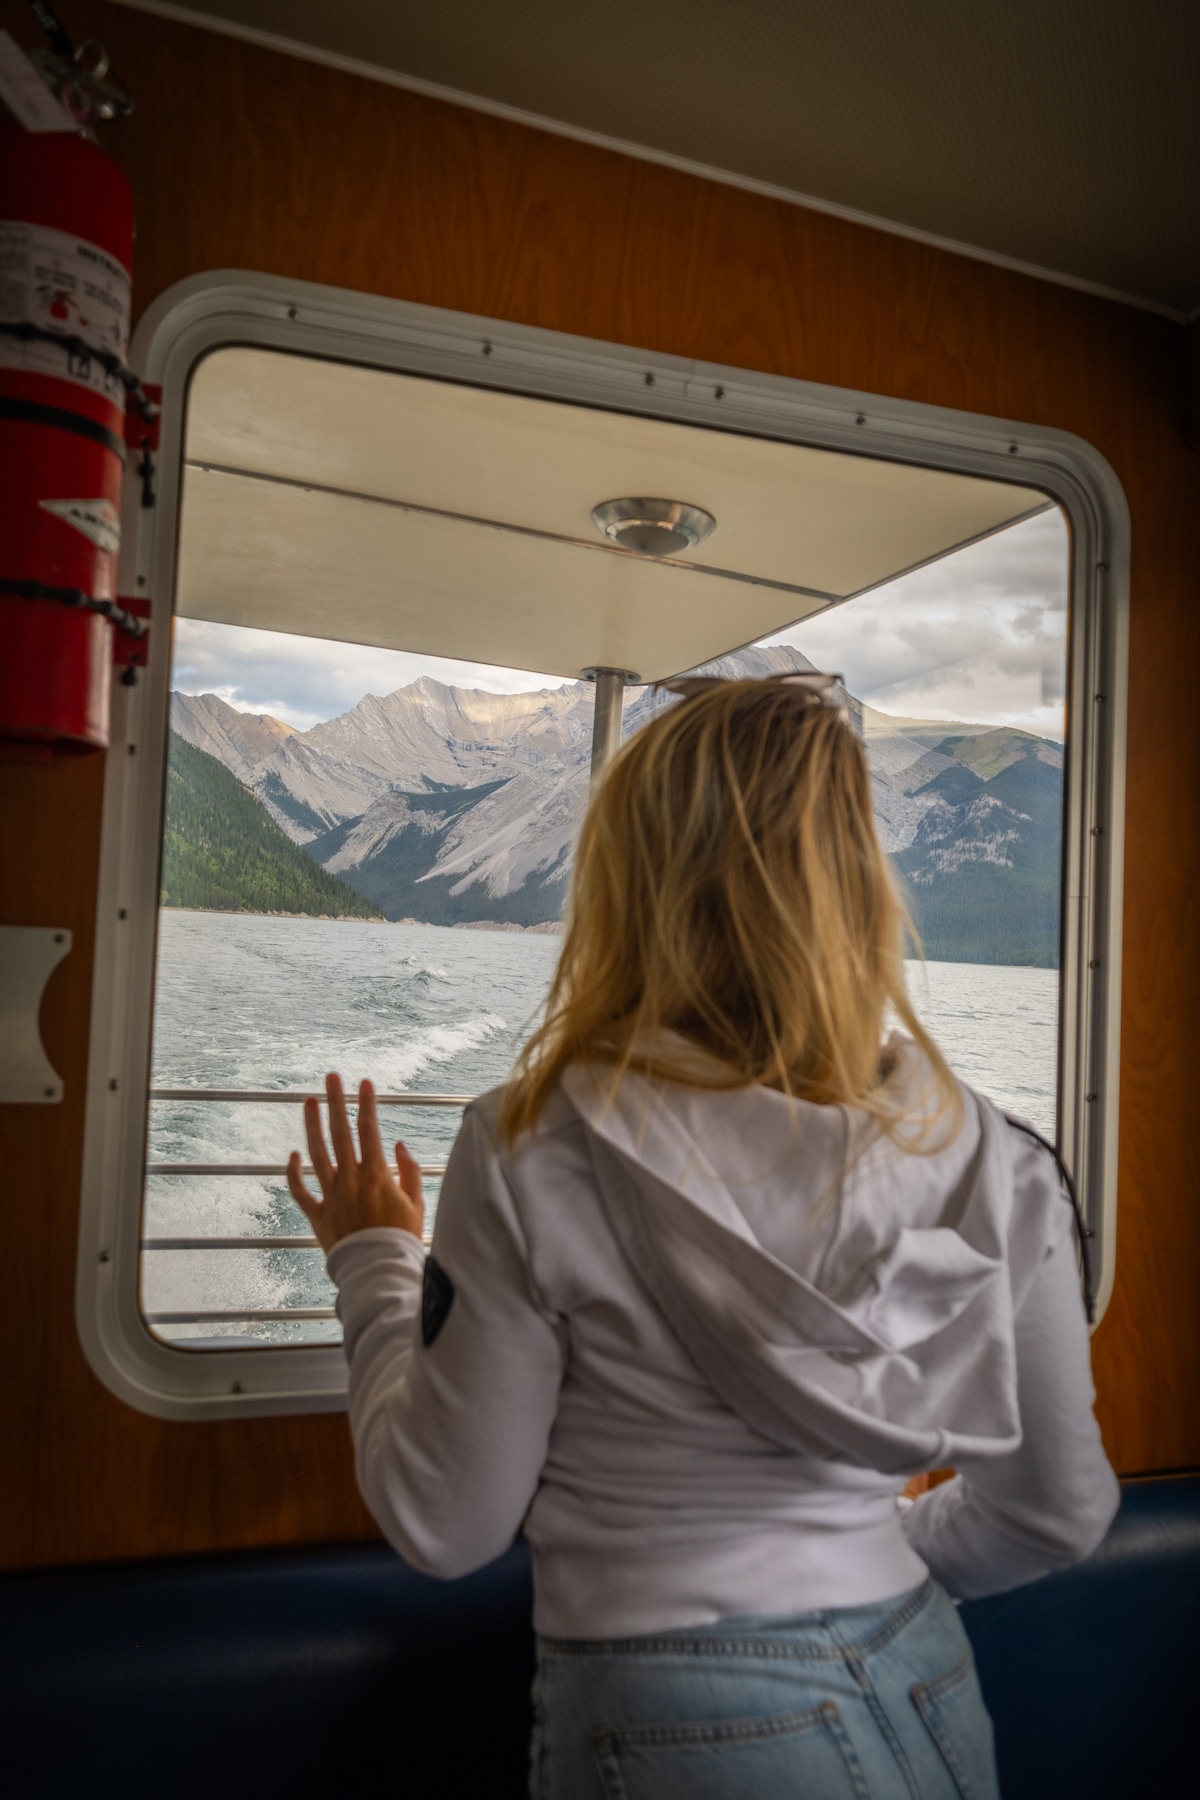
[329,1036,1118,1638]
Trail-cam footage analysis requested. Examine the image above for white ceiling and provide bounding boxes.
[179,348,1046,682]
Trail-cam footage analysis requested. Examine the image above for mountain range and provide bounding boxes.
[168,644,1063,964]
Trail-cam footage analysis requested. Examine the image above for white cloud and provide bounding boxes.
[765,508,1069,736]
[170,619,571,730]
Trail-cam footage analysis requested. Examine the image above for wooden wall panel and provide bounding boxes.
[1,0,1197,1570]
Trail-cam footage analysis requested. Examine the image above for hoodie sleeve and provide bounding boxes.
[327,1104,567,1579]
[901,1137,1119,1598]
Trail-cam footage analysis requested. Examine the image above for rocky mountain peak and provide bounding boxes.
[170,691,295,783]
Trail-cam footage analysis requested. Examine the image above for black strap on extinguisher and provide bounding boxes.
[0,394,127,460]
[0,322,159,424]
[0,579,148,641]
[0,335,160,506]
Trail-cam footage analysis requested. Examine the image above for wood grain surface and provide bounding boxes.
[1,0,1197,1570]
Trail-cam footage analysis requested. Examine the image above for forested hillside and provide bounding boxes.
[892,731,1063,966]
[161,734,382,918]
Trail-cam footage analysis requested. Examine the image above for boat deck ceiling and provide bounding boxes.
[180,347,1047,681]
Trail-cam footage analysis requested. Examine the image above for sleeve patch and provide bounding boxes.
[421,1255,455,1347]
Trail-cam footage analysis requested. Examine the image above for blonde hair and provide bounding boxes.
[499,679,959,1142]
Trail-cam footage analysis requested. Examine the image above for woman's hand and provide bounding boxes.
[287,1073,424,1253]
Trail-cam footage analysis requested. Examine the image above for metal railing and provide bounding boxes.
[150,1089,474,1105]
[144,1309,338,1324]
[142,1088,471,1331]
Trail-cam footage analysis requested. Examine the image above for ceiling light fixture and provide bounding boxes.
[591,497,716,557]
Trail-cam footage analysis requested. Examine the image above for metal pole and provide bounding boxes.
[588,668,630,783]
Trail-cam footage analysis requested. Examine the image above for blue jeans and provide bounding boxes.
[531,1579,998,1799]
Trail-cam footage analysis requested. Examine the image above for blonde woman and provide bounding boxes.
[289,676,1117,1800]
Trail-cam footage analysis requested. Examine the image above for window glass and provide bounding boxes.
[768,504,1067,1137]
[141,342,1070,1350]
[145,502,1067,1347]
[145,638,573,1346]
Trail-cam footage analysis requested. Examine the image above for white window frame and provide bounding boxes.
[76,271,1129,1419]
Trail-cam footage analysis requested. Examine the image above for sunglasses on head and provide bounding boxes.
[654,671,849,708]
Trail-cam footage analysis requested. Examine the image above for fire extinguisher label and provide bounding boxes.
[0,220,131,404]
[39,496,122,554]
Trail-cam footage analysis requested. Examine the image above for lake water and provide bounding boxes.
[145,912,1059,1345]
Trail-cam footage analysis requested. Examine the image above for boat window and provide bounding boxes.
[77,282,1126,1415]
[147,512,1068,1351]
[768,505,1068,1140]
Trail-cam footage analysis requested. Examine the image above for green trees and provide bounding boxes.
[893,736,1062,967]
[161,734,382,919]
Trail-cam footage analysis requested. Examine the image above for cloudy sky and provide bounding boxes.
[171,507,1068,739]
[768,505,1068,738]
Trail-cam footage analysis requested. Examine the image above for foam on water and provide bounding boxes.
[145,913,1057,1344]
[145,913,561,1342]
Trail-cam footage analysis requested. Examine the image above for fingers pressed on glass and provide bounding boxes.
[325,1072,357,1169]
[304,1096,334,1192]
[395,1140,424,1204]
[286,1151,319,1217]
[357,1079,387,1169]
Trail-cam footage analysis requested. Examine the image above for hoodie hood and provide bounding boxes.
[561,1038,1060,1476]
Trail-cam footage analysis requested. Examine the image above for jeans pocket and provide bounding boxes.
[912,1652,999,1800]
[593,1700,870,1800]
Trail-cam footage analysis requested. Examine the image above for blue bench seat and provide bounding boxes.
[2,1477,1197,1798]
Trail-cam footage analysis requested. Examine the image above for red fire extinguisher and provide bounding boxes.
[0,86,152,752]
